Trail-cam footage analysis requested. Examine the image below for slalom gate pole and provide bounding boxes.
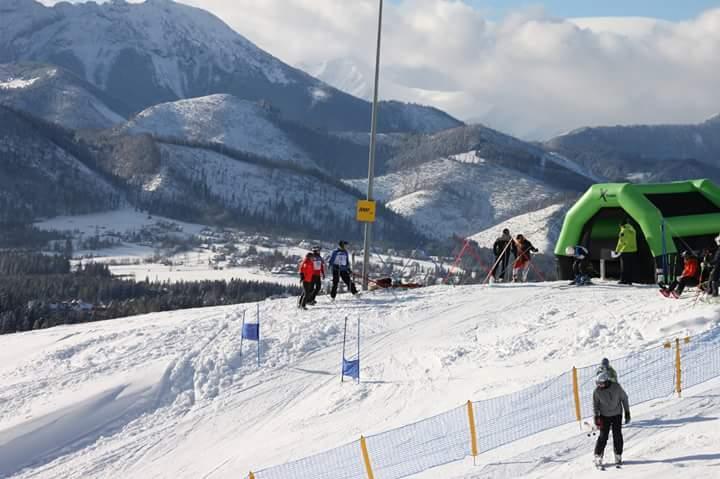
[482,240,513,285]
[443,240,470,284]
[357,316,361,384]
[256,303,261,366]
[239,311,246,367]
[341,316,348,383]
[527,258,546,282]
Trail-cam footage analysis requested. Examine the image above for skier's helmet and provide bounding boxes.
[681,250,689,258]
[596,371,609,387]
[601,357,610,368]
[339,240,348,248]
[306,252,313,258]
[502,228,510,235]
[312,245,321,254]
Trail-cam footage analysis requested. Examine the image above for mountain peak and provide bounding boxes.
[705,113,720,125]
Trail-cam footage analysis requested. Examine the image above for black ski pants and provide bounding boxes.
[492,253,511,280]
[331,268,357,299]
[669,276,691,296]
[300,281,314,307]
[594,415,623,457]
[711,267,720,296]
[620,253,635,284]
[309,275,323,302]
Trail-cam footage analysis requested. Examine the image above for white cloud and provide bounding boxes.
[38,1,720,140]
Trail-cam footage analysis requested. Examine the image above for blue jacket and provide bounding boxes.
[329,248,351,272]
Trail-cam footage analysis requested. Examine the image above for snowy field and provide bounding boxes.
[1,281,719,478]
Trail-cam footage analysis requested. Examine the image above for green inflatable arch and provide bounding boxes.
[555,179,720,283]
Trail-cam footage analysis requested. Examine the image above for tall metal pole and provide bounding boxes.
[361,0,384,291]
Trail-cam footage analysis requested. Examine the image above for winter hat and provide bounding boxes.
[312,245,321,253]
[306,252,313,258]
[502,228,510,235]
[601,358,610,368]
[339,240,348,248]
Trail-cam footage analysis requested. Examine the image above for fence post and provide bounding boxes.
[249,472,255,479]
[466,400,479,458]
[360,436,375,479]
[572,367,582,427]
[675,338,682,397]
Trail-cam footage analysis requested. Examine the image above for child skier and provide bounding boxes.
[593,371,630,469]
[307,246,325,305]
[512,234,538,282]
[569,245,592,286]
[298,252,315,310]
[329,240,358,299]
[595,357,618,383]
[660,251,699,298]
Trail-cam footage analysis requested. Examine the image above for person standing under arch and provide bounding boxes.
[615,218,637,285]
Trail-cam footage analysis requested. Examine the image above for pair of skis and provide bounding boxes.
[584,422,622,470]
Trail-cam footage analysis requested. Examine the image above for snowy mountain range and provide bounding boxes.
[0,0,461,133]
[544,114,720,182]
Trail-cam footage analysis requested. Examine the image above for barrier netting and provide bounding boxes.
[248,329,720,479]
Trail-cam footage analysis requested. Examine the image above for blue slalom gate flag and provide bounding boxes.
[242,323,259,341]
[239,305,261,366]
[342,358,360,380]
[341,316,361,383]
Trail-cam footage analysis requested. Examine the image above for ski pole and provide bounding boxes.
[482,240,513,285]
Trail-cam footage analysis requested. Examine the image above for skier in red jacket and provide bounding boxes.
[661,251,699,298]
[298,252,315,309]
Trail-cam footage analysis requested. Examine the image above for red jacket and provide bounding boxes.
[681,257,699,279]
[300,258,315,282]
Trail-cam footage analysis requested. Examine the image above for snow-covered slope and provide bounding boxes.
[1,283,718,478]
[347,151,564,239]
[157,144,352,224]
[121,95,314,167]
[0,63,125,129]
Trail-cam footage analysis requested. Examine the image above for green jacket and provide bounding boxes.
[596,366,618,383]
[615,224,638,254]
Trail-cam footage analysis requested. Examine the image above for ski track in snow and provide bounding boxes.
[0,283,719,478]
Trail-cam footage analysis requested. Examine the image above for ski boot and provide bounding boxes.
[614,453,622,467]
[594,454,604,470]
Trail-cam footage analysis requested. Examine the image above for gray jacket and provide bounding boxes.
[593,382,630,417]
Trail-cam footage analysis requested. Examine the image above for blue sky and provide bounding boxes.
[390,0,719,21]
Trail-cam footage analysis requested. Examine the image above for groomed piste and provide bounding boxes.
[1,282,719,479]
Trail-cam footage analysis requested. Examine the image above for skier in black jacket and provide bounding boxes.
[491,228,515,281]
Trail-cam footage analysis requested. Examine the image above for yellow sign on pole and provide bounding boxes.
[356,200,377,222]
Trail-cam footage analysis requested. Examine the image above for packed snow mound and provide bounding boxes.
[470,203,569,253]
[121,94,313,166]
[1,282,719,478]
[347,152,563,239]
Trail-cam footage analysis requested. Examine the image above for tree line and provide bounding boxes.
[0,252,300,335]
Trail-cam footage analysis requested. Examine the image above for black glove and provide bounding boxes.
[594,415,602,428]
[299,274,303,282]
[625,412,631,425]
